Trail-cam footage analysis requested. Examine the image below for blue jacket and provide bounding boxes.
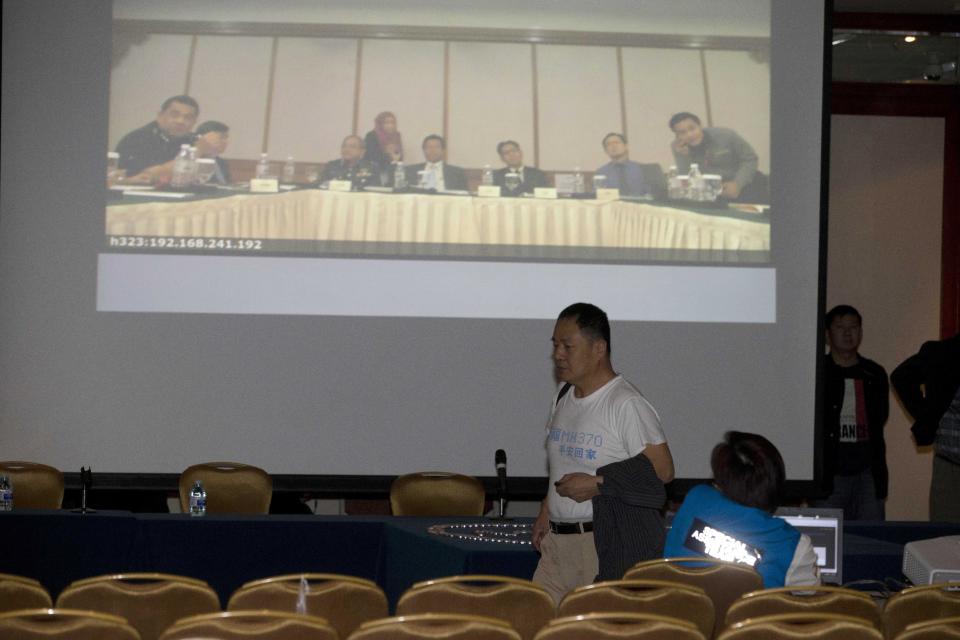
[664,484,800,588]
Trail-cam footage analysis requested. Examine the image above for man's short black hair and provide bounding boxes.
[825,304,862,327]
[602,132,627,147]
[669,112,701,130]
[497,140,520,156]
[711,431,784,513]
[558,302,611,355]
[342,134,365,147]
[195,120,229,136]
[161,95,200,114]
[422,134,445,149]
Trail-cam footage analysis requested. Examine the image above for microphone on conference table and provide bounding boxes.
[494,449,509,520]
[71,466,97,514]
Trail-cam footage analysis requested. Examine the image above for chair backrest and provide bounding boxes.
[0,573,53,612]
[389,472,486,516]
[396,575,554,640]
[348,613,522,640]
[159,610,337,640]
[56,572,221,640]
[894,615,960,640]
[558,579,714,639]
[0,608,141,640]
[178,461,272,514]
[624,557,763,637]
[717,612,883,640]
[882,582,960,640]
[228,573,388,638]
[725,586,881,630]
[0,461,64,508]
[533,612,706,640]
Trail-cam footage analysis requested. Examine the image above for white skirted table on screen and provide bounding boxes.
[105,190,769,251]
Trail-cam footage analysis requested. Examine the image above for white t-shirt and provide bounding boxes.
[545,374,666,522]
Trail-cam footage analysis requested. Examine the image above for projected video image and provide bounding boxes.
[104,0,771,264]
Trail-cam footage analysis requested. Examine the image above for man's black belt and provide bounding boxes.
[550,521,593,534]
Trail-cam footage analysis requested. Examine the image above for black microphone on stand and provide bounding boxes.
[72,466,96,514]
[494,449,508,519]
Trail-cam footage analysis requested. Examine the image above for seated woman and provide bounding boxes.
[664,431,819,588]
[364,111,403,169]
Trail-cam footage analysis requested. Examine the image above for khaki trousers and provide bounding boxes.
[532,530,599,606]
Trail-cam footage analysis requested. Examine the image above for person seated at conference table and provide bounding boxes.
[492,140,548,196]
[669,111,768,203]
[664,431,820,589]
[115,94,200,184]
[594,133,667,199]
[319,135,381,189]
[194,120,232,185]
[363,111,403,169]
[406,134,468,192]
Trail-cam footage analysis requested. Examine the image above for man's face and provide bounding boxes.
[603,136,629,162]
[197,131,229,157]
[156,101,198,139]
[499,143,523,169]
[827,314,862,354]
[423,139,445,163]
[672,118,705,148]
[341,136,364,163]
[552,317,604,387]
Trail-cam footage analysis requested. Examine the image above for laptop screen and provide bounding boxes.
[774,507,844,584]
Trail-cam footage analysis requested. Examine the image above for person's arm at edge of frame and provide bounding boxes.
[532,497,550,552]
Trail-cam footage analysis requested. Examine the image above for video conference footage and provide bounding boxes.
[104,0,772,266]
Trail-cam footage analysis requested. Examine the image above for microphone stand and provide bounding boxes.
[71,466,96,514]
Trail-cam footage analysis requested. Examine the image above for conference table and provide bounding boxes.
[4,510,958,611]
[105,188,770,253]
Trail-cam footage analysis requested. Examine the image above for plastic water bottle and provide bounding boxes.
[481,164,494,186]
[255,153,271,179]
[666,165,681,199]
[171,144,193,187]
[0,476,12,511]
[189,480,206,517]
[187,146,199,184]
[573,167,585,194]
[688,163,703,200]
[282,156,296,184]
[393,161,406,189]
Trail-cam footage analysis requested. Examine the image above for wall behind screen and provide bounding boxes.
[1,0,825,482]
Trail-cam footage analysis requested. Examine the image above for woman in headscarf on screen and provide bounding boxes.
[364,111,403,170]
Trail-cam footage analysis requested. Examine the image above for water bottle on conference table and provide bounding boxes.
[0,476,12,511]
[187,146,199,185]
[282,156,296,184]
[189,480,206,516]
[666,165,681,199]
[688,163,703,200]
[171,144,193,188]
[481,164,494,186]
[573,167,585,194]
[393,160,407,189]
[255,153,271,179]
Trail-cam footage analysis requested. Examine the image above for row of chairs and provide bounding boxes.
[0,460,486,515]
[3,570,959,640]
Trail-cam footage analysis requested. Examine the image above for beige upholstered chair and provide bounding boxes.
[725,585,882,630]
[0,573,53,612]
[894,615,960,640]
[717,612,883,640]
[178,461,272,514]
[389,472,486,516]
[882,582,960,640]
[159,610,337,640]
[624,557,762,637]
[397,575,554,640]
[228,573,388,639]
[56,572,220,640]
[0,461,64,508]
[558,579,715,639]
[0,608,141,640]
[534,612,706,640]
[348,613,522,640]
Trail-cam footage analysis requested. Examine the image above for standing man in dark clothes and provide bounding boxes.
[814,305,889,520]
